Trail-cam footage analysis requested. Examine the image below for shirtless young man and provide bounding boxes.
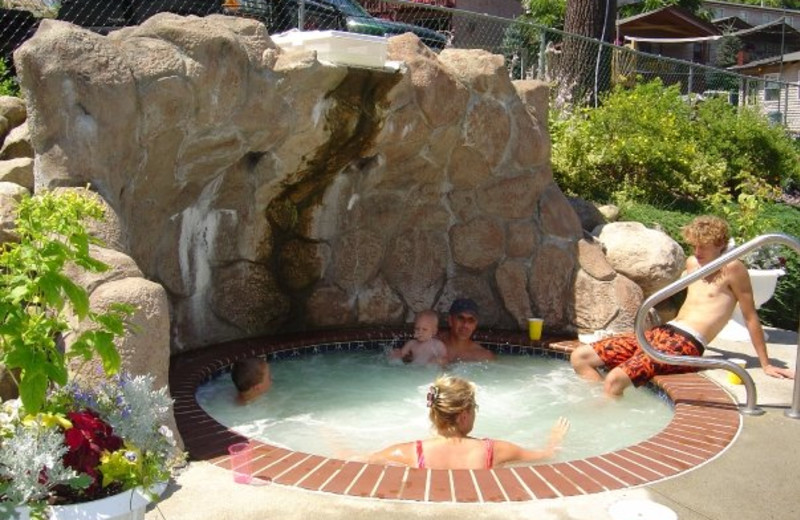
[570,215,795,397]
[439,298,495,362]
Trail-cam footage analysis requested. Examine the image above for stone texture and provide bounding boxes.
[569,196,606,233]
[0,122,32,160]
[63,245,144,296]
[595,221,685,297]
[0,157,34,191]
[306,285,356,327]
[279,239,328,291]
[0,181,29,243]
[12,14,637,350]
[478,175,539,220]
[356,276,406,325]
[577,238,616,281]
[597,203,620,223]
[513,80,549,124]
[0,95,26,130]
[464,97,510,168]
[507,220,537,258]
[67,276,183,450]
[529,244,576,329]
[450,217,505,271]
[539,183,583,240]
[496,260,532,329]
[573,269,644,332]
[384,230,448,311]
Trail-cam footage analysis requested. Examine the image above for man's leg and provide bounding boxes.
[604,367,633,398]
[570,344,605,382]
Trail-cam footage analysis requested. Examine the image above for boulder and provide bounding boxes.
[0,156,34,191]
[597,203,620,223]
[0,181,29,243]
[0,121,32,160]
[67,276,182,449]
[0,95,26,130]
[594,221,685,297]
[568,196,606,233]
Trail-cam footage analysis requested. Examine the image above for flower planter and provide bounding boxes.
[13,483,166,520]
[716,268,785,342]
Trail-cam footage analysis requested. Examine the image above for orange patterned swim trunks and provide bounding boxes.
[592,325,705,387]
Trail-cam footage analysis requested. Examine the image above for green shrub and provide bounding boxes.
[551,79,800,207]
[551,80,727,205]
[0,58,19,97]
[693,97,800,191]
[756,203,800,331]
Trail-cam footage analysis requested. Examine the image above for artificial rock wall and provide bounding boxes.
[14,13,640,351]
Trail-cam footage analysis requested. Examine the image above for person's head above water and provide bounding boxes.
[449,298,479,319]
[232,358,272,404]
[447,298,479,342]
[427,375,478,437]
[414,309,439,343]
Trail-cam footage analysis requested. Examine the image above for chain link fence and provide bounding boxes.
[2,0,800,129]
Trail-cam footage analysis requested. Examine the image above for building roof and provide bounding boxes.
[729,49,800,72]
[712,16,752,32]
[618,6,720,39]
[705,0,800,16]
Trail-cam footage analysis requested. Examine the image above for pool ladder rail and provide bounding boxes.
[633,233,800,419]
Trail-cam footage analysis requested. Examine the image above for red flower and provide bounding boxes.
[62,410,123,495]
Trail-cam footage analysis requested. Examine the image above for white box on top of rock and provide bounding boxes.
[272,30,389,69]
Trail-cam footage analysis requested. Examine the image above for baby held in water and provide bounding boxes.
[390,309,447,365]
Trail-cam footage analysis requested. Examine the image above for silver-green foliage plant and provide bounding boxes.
[0,189,132,413]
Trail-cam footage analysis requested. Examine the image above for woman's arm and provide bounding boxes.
[367,441,416,467]
[493,417,570,465]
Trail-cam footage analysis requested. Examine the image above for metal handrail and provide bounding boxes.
[633,233,800,418]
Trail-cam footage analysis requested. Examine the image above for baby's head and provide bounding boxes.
[414,309,439,342]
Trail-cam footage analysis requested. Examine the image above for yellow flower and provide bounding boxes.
[21,412,72,430]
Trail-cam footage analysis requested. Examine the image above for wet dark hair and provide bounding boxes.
[231,358,267,393]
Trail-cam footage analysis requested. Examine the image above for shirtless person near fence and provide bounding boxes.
[570,215,795,397]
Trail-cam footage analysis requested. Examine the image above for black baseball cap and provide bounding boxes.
[449,298,479,318]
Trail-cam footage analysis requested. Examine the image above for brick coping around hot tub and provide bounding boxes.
[169,329,741,503]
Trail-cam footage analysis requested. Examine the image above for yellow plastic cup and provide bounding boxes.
[528,318,544,341]
[727,358,747,385]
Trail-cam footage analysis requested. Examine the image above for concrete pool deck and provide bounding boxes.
[146,328,799,520]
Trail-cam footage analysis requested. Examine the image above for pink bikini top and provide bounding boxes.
[415,438,495,469]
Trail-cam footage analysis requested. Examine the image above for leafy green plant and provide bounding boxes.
[0,189,133,414]
[0,58,19,97]
[552,80,726,204]
[693,97,800,192]
[754,203,800,331]
[551,79,800,207]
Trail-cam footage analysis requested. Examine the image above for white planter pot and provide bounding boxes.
[716,268,785,342]
[12,483,166,520]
